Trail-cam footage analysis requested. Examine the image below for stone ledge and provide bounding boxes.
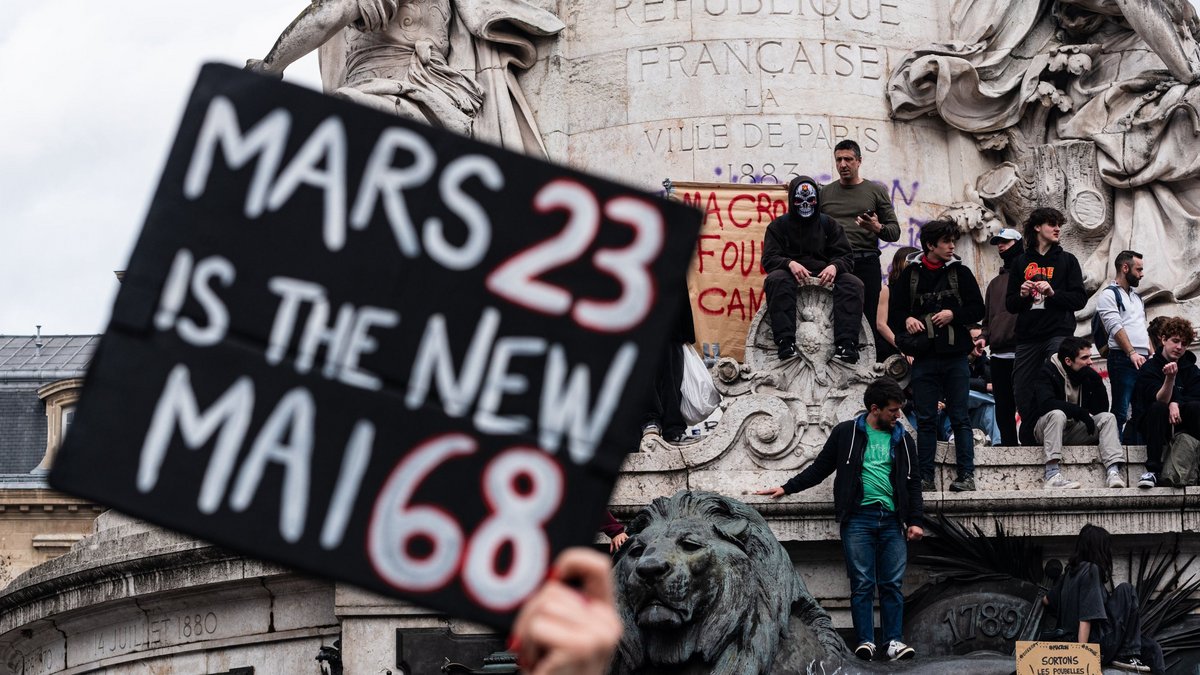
[615,486,1193,542]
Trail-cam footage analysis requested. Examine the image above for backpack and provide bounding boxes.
[1161,432,1200,487]
[1090,286,1126,357]
[895,265,963,356]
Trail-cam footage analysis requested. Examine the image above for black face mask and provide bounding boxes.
[1000,242,1024,268]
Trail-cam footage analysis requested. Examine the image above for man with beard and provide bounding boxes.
[821,140,901,359]
[1006,208,1087,445]
[1133,317,1200,488]
[983,228,1023,445]
[1097,251,1150,442]
[762,175,864,363]
[756,377,922,662]
[1030,337,1127,489]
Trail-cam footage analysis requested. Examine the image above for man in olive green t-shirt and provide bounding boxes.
[821,140,901,360]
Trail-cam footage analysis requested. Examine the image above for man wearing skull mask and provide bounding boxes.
[763,175,865,362]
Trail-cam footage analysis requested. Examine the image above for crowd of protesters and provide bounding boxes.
[596,139,1186,672]
[754,139,1198,494]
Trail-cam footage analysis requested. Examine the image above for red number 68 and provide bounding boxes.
[367,434,564,612]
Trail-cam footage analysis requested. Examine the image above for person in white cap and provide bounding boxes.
[982,228,1023,445]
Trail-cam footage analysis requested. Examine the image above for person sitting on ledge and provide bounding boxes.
[1132,317,1200,488]
[1029,336,1126,489]
[1044,524,1163,674]
[762,175,864,363]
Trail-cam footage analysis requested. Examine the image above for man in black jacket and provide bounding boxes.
[1132,317,1200,487]
[756,377,922,662]
[763,175,865,363]
[888,219,985,491]
[1006,208,1087,445]
[1030,336,1126,489]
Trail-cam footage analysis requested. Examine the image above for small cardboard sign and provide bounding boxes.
[49,64,701,629]
[1016,641,1102,675]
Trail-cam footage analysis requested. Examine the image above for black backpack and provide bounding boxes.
[1090,286,1126,357]
[895,265,963,357]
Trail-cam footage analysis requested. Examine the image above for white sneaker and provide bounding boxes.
[854,642,876,661]
[1106,470,1126,488]
[886,640,915,661]
[1044,473,1081,489]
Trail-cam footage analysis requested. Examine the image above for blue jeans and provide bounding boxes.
[841,506,907,645]
[912,354,974,480]
[939,390,1001,445]
[1107,350,1142,443]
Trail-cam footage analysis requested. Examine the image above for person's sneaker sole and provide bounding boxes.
[890,647,915,661]
[1110,659,1151,673]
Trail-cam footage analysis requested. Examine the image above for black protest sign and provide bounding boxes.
[50,64,701,628]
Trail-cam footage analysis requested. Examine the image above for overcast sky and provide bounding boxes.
[5,3,1200,336]
[0,2,321,336]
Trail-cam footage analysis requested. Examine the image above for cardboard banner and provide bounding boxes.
[669,181,787,362]
[1015,641,1101,675]
[49,64,701,629]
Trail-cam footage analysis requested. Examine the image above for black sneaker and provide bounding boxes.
[833,343,860,364]
[1111,657,1151,673]
[949,475,976,492]
[854,642,876,661]
[921,479,937,492]
[777,341,798,360]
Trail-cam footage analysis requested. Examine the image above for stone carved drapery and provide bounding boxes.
[888,0,1200,317]
[253,0,564,157]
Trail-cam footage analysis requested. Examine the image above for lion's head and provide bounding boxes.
[610,491,844,675]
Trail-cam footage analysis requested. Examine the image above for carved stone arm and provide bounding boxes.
[1112,0,1200,84]
[249,0,363,76]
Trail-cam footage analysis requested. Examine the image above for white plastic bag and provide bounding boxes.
[679,344,720,425]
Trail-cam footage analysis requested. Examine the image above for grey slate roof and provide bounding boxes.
[0,335,99,474]
[0,335,98,380]
[0,388,48,474]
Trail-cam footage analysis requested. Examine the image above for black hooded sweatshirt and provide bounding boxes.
[762,175,853,276]
[1004,243,1086,343]
[1131,348,1200,431]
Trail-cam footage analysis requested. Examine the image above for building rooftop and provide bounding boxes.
[0,335,98,380]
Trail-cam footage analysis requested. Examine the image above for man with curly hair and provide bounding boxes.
[1132,317,1200,488]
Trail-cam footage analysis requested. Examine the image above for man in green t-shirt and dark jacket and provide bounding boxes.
[821,139,902,359]
[756,377,923,663]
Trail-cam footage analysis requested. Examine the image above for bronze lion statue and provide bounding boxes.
[609,491,1016,674]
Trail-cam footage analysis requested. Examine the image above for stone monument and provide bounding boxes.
[610,491,1017,674]
[888,0,1200,323]
[247,0,565,156]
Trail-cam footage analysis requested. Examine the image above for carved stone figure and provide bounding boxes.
[248,0,564,156]
[888,0,1200,320]
[610,491,1016,674]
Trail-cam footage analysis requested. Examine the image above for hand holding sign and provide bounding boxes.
[50,64,701,629]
